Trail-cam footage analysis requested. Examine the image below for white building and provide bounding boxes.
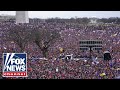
[16,11,29,24]
[89,16,98,24]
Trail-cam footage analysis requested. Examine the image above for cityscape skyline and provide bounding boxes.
[0,11,120,19]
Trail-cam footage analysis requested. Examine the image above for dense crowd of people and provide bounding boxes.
[0,59,120,79]
[0,18,120,79]
[27,59,120,79]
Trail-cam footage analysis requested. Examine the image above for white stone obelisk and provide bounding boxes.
[16,11,29,24]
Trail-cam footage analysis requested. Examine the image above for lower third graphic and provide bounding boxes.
[2,53,27,77]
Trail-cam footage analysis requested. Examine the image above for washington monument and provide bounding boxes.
[16,11,29,24]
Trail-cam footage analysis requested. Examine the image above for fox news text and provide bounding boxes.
[2,53,27,77]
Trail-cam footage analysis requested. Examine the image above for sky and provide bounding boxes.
[0,11,120,19]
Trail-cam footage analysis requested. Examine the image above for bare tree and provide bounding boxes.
[32,28,60,58]
[7,25,32,52]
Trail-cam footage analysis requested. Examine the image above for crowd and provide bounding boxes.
[0,59,120,79]
[26,59,120,79]
[0,18,120,79]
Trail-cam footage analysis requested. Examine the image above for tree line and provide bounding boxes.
[5,17,120,24]
[46,17,120,24]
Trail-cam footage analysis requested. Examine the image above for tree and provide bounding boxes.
[32,28,60,58]
[99,18,108,23]
[6,25,32,52]
[80,17,90,24]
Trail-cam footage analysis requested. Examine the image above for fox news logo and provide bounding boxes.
[3,53,27,77]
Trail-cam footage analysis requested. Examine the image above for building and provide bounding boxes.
[89,16,98,24]
[16,11,29,24]
[90,17,98,24]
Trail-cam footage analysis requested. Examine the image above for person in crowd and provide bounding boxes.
[0,18,120,79]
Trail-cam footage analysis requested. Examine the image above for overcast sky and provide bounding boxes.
[0,11,120,19]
